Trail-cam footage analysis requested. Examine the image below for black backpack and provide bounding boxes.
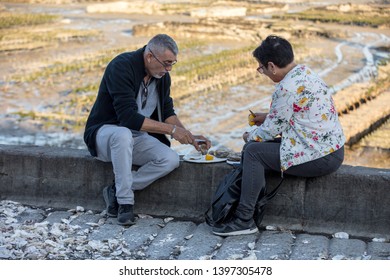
[205,164,283,228]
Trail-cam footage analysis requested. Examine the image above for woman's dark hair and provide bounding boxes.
[253,35,294,68]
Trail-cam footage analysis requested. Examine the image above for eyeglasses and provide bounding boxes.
[141,82,148,109]
[150,49,177,70]
[257,65,266,74]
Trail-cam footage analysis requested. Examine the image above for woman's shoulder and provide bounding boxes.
[292,64,311,73]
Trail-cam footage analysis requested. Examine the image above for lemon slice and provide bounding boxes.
[205,154,214,161]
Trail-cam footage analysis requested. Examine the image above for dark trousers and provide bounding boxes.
[235,140,344,220]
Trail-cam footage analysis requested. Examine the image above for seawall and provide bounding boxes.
[0,144,389,239]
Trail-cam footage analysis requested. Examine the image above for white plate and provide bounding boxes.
[183,154,226,164]
[226,160,241,166]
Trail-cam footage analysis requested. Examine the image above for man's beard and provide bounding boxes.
[152,72,166,79]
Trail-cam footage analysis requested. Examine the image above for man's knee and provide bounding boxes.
[110,127,133,148]
[166,151,180,171]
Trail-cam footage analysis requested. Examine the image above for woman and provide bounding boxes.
[212,35,345,236]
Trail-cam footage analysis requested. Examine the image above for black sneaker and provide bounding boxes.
[103,184,118,217]
[117,204,136,226]
[212,217,258,236]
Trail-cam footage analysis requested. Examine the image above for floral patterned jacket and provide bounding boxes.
[247,64,345,171]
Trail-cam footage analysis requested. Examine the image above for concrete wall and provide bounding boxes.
[0,144,389,238]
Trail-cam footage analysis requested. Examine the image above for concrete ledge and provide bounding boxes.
[0,144,389,238]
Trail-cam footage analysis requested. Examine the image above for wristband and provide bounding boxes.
[170,125,176,139]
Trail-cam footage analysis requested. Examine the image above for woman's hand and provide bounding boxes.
[252,112,268,126]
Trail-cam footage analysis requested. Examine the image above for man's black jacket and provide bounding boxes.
[84,46,176,157]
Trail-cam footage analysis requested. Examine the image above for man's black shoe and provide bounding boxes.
[103,184,118,217]
[117,204,136,226]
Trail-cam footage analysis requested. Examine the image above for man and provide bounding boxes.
[84,34,210,226]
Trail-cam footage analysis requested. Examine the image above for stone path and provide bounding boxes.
[1,200,389,260]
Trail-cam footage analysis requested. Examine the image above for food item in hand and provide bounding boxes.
[248,114,255,126]
[199,143,208,155]
[205,154,214,161]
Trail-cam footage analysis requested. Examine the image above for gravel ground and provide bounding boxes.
[1,200,389,260]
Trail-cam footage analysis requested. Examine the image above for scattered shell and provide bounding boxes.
[88,240,105,251]
[138,214,153,219]
[34,221,49,227]
[227,253,243,260]
[372,237,386,242]
[0,199,384,261]
[122,248,132,256]
[86,222,99,227]
[0,200,139,260]
[164,217,174,223]
[75,245,85,251]
[243,251,257,260]
[111,250,123,256]
[247,242,255,250]
[136,250,146,257]
[332,254,346,260]
[107,239,120,249]
[5,217,18,224]
[184,234,193,240]
[333,232,349,239]
[317,252,328,260]
[44,240,58,247]
[265,225,277,231]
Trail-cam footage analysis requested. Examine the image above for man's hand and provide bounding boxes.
[192,135,211,152]
[171,126,196,145]
[171,128,211,152]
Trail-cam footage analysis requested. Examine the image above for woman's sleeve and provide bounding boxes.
[248,87,295,142]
